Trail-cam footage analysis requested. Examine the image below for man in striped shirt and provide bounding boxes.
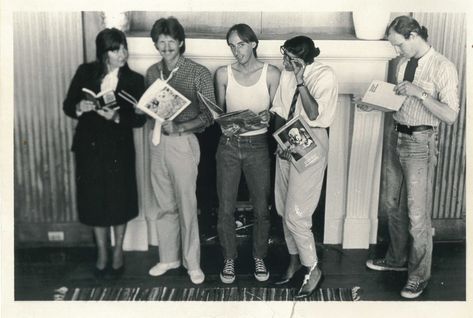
[365,16,459,299]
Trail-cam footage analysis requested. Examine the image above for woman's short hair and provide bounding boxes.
[282,36,320,64]
[95,28,128,66]
[226,24,259,58]
[150,17,186,54]
[386,15,429,41]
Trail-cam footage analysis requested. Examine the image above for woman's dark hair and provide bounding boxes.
[150,17,186,54]
[282,36,320,64]
[226,23,259,58]
[95,28,128,76]
[386,15,429,40]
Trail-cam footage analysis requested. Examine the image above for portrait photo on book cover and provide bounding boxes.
[274,116,317,162]
[137,80,191,121]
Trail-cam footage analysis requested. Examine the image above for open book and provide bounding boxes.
[82,88,118,110]
[137,79,191,122]
[355,80,407,112]
[273,116,320,173]
[197,92,268,134]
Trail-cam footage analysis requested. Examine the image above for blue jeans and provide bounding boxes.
[216,134,271,259]
[385,128,438,282]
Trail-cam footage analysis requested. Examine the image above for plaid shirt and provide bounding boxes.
[145,56,215,128]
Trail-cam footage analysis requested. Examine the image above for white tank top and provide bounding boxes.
[226,63,270,136]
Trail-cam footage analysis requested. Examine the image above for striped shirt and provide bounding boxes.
[145,56,214,128]
[393,47,459,126]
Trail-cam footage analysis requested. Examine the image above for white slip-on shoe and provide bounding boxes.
[188,268,205,284]
[148,261,181,276]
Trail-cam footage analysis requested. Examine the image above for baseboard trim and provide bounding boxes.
[15,217,465,248]
[432,219,466,241]
[15,222,94,247]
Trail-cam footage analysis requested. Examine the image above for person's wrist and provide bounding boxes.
[419,91,428,102]
[297,81,305,88]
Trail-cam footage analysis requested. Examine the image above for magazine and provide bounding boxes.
[137,79,191,122]
[355,80,407,112]
[197,91,268,135]
[82,88,118,110]
[273,116,320,173]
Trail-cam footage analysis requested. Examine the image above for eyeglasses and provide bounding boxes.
[280,46,295,61]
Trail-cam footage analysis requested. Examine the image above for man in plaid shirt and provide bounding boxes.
[145,17,215,285]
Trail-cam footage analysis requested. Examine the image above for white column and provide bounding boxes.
[324,95,352,244]
[342,106,384,248]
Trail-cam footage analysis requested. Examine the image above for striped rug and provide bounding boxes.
[53,286,361,301]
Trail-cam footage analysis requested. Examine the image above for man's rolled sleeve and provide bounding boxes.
[437,62,460,113]
[304,69,338,127]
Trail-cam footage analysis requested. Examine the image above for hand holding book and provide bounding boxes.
[96,106,119,122]
[258,109,270,126]
[221,124,242,137]
[275,144,292,161]
[161,121,183,135]
[82,88,118,110]
[355,80,407,112]
[76,99,96,115]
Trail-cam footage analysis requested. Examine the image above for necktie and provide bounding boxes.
[403,57,419,82]
[287,89,300,121]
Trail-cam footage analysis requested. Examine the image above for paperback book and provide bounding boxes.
[273,116,320,173]
[82,88,118,110]
[355,80,407,112]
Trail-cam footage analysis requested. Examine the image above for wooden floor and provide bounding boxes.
[15,240,465,301]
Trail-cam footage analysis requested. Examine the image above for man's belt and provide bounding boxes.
[395,123,433,135]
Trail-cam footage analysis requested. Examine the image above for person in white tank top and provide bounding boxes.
[214,24,280,284]
[225,63,270,136]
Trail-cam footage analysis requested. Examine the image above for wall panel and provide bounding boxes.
[14,12,83,225]
[414,13,466,220]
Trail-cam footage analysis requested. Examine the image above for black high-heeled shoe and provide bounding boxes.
[110,265,125,279]
[274,265,303,285]
[295,265,323,299]
[93,266,108,279]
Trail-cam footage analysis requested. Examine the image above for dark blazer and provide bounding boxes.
[63,62,146,226]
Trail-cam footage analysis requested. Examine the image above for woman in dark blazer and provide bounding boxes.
[63,28,146,278]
